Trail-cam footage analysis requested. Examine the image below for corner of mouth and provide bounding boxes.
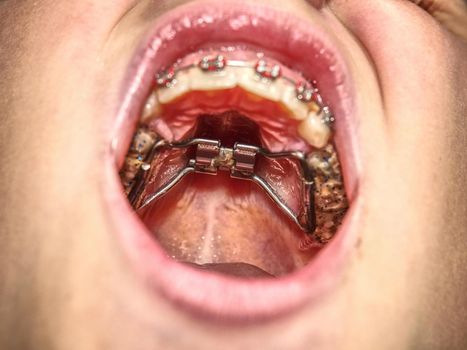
[102,0,362,322]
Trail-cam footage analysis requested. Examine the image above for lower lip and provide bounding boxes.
[103,1,362,321]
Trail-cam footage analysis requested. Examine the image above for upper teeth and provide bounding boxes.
[296,82,315,102]
[119,128,158,195]
[255,59,281,80]
[199,55,227,72]
[144,53,335,149]
[156,67,176,88]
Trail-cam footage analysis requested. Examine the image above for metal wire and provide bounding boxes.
[131,138,317,234]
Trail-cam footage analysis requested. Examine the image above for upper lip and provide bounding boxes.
[104,0,362,322]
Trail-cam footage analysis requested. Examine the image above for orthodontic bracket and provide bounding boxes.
[255,59,282,80]
[134,138,317,235]
[154,54,335,129]
[156,66,176,88]
[199,55,227,72]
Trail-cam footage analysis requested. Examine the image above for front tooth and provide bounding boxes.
[237,70,284,101]
[298,110,331,148]
[141,90,160,123]
[157,70,190,104]
[189,67,238,91]
[281,85,309,120]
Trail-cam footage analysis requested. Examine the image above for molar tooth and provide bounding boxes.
[189,67,238,91]
[298,110,332,148]
[130,128,158,154]
[157,70,190,104]
[124,156,143,175]
[281,85,309,120]
[237,70,285,101]
[141,90,160,123]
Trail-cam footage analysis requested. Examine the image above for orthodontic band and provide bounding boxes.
[129,137,317,234]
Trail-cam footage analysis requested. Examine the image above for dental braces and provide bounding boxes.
[129,137,317,234]
[122,54,343,238]
[155,54,333,127]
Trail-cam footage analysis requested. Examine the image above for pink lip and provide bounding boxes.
[103,0,362,321]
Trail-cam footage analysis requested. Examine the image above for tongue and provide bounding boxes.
[186,262,274,278]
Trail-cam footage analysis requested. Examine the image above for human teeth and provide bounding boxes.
[307,152,334,176]
[157,70,190,104]
[199,55,227,72]
[130,128,158,154]
[320,106,335,125]
[296,83,314,102]
[297,110,331,149]
[152,54,336,149]
[255,59,281,80]
[120,128,158,194]
[120,155,143,194]
[281,85,310,120]
[156,67,176,88]
[189,67,238,91]
[237,71,284,101]
[124,157,143,175]
[141,90,160,123]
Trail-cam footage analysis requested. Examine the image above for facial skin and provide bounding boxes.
[0,0,466,349]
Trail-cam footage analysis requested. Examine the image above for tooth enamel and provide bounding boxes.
[141,90,160,123]
[281,85,309,120]
[157,70,190,104]
[189,67,238,91]
[298,110,331,148]
[154,55,335,144]
[237,70,284,101]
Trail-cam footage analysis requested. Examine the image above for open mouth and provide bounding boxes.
[105,1,361,321]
